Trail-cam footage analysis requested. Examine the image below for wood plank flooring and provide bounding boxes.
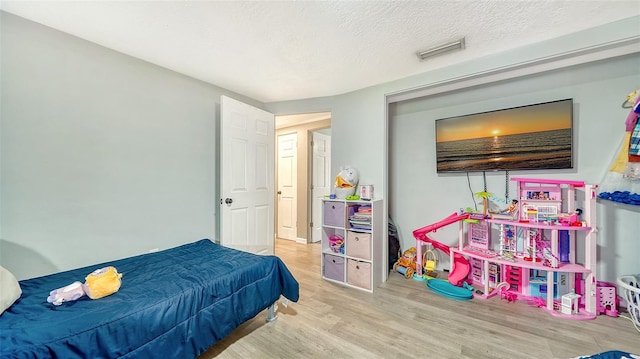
[199,239,639,359]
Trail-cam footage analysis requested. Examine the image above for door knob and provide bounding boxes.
[225,198,233,205]
[277,191,282,195]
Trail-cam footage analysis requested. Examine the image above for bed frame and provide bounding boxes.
[0,239,299,358]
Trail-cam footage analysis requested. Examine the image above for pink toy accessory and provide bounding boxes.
[596,281,619,317]
[496,282,517,302]
[329,234,344,254]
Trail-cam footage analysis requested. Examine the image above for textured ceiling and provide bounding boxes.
[1,1,639,103]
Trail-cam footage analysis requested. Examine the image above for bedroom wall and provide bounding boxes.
[0,12,262,280]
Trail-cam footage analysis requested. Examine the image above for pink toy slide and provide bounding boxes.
[413,212,471,286]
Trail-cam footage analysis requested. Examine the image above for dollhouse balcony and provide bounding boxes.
[452,247,592,274]
[486,218,591,232]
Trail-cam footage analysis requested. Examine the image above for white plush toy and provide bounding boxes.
[335,165,359,188]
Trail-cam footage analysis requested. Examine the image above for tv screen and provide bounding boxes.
[435,99,573,173]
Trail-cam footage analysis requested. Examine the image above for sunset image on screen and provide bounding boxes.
[435,99,573,173]
[436,100,572,143]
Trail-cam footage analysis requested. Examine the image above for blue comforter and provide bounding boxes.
[0,239,299,358]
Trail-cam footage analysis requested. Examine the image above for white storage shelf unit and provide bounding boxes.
[321,199,382,292]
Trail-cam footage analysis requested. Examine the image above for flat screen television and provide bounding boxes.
[435,98,573,173]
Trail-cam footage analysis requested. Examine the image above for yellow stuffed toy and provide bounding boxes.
[47,266,122,305]
[84,266,123,299]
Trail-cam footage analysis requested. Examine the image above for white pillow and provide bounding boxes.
[0,266,22,315]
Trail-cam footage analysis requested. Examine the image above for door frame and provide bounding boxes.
[309,130,331,243]
[274,113,331,244]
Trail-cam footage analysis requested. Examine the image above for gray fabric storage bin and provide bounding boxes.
[323,254,345,282]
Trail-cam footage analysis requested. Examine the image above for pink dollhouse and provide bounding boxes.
[452,178,600,319]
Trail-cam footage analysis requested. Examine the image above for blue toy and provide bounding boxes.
[426,278,473,300]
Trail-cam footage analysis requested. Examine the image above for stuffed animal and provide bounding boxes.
[335,165,359,188]
[47,266,122,305]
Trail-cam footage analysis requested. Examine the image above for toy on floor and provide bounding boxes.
[596,281,619,317]
[47,266,123,305]
[496,281,517,302]
[423,244,438,278]
[501,290,518,303]
[426,278,474,300]
[412,212,471,286]
[393,247,417,278]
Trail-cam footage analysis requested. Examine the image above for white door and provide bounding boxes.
[277,133,297,241]
[311,132,331,243]
[220,95,274,255]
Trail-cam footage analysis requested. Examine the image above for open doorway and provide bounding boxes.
[275,112,331,245]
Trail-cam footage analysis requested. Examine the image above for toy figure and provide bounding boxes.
[558,208,582,225]
[489,200,518,218]
[47,266,123,305]
[505,200,518,214]
[393,247,417,278]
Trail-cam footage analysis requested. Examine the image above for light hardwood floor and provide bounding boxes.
[200,239,639,359]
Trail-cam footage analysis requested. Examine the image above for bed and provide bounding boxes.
[0,239,299,358]
[572,351,639,359]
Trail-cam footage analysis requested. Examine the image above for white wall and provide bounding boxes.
[0,12,262,280]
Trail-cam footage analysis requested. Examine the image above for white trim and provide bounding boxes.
[386,36,640,104]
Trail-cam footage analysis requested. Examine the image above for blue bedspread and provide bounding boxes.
[574,351,639,359]
[0,239,299,358]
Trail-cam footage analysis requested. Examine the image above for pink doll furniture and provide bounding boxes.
[596,281,619,317]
